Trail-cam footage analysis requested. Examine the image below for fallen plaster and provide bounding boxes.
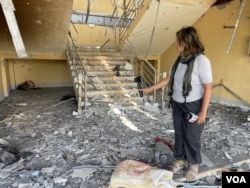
[0,87,249,187]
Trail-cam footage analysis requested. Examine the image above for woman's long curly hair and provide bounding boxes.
[176,26,205,56]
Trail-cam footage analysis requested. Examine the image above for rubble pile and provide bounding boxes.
[0,87,249,187]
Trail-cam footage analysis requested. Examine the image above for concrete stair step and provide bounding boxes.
[87,76,136,85]
[92,82,137,90]
[85,89,139,98]
[87,97,144,111]
[67,47,144,111]
[72,76,137,85]
[90,96,143,103]
[88,94,144,108]
[70,65,119,72]
[81,60,128,66]
[78,51,122,57]
[84,64,125,71]
[99,76,136,82]
[72,75,136,85]
[87,83,137,91]
[80,56,125,61]
[76,47,118,53]
[86,71,133,77]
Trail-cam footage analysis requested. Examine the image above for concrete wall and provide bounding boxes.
[0,58,72,102]
[70,24,116,48]
[7,59,72,89]
[0,59,11,100]
[0,60,4,101]
[70,0,124,48]
[160,0,250,108]
[0,0,74,102]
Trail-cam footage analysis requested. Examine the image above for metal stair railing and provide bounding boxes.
[67,0,167,110]
[119,37,167,108]
[112,0,166,108]
[116,0,144,41]
[66,31,88,114]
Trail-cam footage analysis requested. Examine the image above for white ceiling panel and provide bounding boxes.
[128,0,215,57]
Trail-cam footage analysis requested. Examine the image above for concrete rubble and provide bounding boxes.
[0,87,250,187]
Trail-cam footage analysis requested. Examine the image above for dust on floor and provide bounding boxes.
[0,87,250,187]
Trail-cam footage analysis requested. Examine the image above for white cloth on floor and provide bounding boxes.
[109,160,179,188]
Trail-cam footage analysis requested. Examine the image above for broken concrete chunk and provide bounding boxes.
[226,137,234,146]
[155,142,172,155]
[13,170,40,178]
[144,102,160,112]
[53,177,67,184]
[110,138,119,144]
[224,151,233,161]
[92,76,104,84]
[204,124,221,132]
[15,103,28,106]
[123,63,132,70]
[82,158,102,166]
[70,168,96,179]
[16,182,33,188]
[0,138,10,146]
[72,111,78,116]
[201,153,214,168]
[206,176,217,185]
[41,166,56,174]
[68,131,73,137]
[0,149,16,165]
[44,178,54,188]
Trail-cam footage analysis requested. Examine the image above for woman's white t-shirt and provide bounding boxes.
[172,54,213,103]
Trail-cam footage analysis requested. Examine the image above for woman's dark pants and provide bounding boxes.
[171,99,205,164]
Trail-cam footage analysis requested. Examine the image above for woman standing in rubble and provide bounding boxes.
[140,26,213,180]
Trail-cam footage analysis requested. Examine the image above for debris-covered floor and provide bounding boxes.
[0,87,250,187]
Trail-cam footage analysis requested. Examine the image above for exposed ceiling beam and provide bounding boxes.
[0,0,27,58]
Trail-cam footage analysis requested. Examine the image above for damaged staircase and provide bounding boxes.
[66,47,144,114]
